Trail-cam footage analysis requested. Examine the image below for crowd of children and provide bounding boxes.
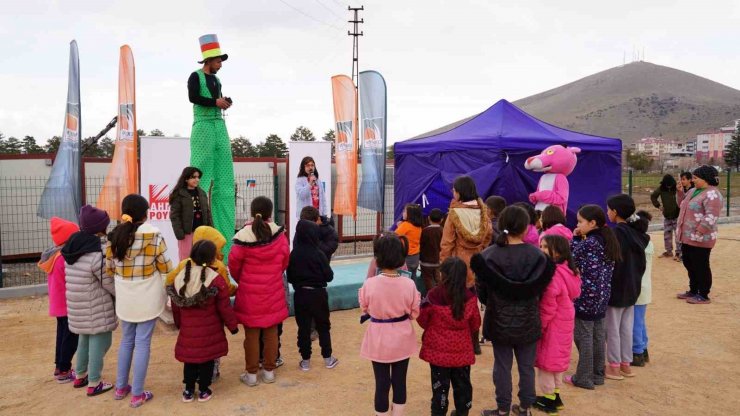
[40,165,724,414]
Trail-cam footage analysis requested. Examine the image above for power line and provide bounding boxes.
[330,0,346,7]
[277,0,344,31]
[315,0,345,21]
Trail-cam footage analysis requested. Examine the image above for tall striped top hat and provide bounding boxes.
[198,34,228,63]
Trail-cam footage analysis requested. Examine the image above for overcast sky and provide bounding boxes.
[2,0,739,147]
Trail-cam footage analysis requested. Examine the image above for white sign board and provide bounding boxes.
[287,141,332,247]
[140,136,191,261]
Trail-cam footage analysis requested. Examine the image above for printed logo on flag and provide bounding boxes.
[118,103,135,141]
[363,118,383,149]
[335,120,354,152]
[148,184,171,220]
[63,103,80,143]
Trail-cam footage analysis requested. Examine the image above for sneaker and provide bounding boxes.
[563,375,594,390]
[239,372,258,387]
[677,291,695,299]
[182,390,194,403]
[56,370,75,384]
[619,363,635,377]
[659,251,672,258]
[129,391,153,408]
[631,352,646,367]
[114,385,132,400]
[605,365,624,380]
[643,349,650,363]
[324,356,339,369]
[262,370,276,384]
[86,381,113,397]
[299,359,311,372]
[553,393,564,410]
[510,404,533,416]
[687,295,711,304]
[197,389,213,402]
[53,368,60,377]
[73,374,89,388]
[533,396,559,415]
[275,356,284,368]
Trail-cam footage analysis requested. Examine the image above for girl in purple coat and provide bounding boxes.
[534,235,581,415]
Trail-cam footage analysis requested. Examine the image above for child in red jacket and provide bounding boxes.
[167,240,239,403]
[418,257,482,416]
[534,235,581,415]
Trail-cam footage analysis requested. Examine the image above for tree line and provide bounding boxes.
[0,125,397,159]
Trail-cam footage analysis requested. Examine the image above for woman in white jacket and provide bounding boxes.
[295,156,327,218]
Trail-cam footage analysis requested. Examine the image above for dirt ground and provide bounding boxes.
[1,225,739,416]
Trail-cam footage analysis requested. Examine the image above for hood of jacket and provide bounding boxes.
[555,262,582,300]
[61,231,104,265]
[471,246,555,301]
[448,199,490,244]
[294,219,320,246]
[615,222,650,251]
[173,263,219,298]
[193,225,226,260]
[234,221,284,246]
[124,223,163,259]
[38,245,63,273]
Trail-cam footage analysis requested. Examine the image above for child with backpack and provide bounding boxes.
[167,240,239,403]
[418,257,481,416]
[471,205,555,416]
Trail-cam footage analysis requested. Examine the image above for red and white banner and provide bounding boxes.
[140,136,190,260]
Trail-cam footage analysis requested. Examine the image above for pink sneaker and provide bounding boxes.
[55,370,75,384]
[114,385,131,400]
[73,375,89,388]
[130,391,153,408]
[676,291,694,300]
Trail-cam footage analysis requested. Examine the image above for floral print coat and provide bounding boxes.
[676,186,722,249]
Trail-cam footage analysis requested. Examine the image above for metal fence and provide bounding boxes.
[625,170,739,221]
[2,166,736,288]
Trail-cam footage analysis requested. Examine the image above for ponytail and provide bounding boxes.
[495,206,529,247]
[179,260,193,298]
[108,222,140,261]
[250,196,274,242]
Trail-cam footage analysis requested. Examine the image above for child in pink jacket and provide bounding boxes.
[37,217,80,383]
[539,205,573,243]
[534,235,581,415]
[359,234,421,416]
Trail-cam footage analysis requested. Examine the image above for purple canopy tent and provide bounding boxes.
[393,99,622,226]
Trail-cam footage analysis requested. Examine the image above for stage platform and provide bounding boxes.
[286,257,372,315]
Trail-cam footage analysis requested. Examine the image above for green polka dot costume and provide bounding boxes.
[190,69,235,259]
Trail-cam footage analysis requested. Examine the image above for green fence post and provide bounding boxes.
[628,169,633,196]
[274,175,280,226]
[727,171,731,217]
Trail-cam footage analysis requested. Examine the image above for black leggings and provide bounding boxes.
[372,359,409,412]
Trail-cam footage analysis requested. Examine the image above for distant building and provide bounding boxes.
[695,121,736,163]
[631,137,682,159]
[685,138,696,153]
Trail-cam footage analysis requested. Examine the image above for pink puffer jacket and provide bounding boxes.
[228,222,290,328]
[535,262,581,372]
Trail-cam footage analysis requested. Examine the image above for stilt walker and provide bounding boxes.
[188,34,235,258]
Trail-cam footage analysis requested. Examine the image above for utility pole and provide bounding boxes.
[348,5,364,85]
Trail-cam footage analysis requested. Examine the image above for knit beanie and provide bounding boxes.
[79,205,111,234]
[50,217,79,246]
[692,165,720,186]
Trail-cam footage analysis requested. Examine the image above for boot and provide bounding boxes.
[643,348,650,363]
[391,403,406,416]
[631,352,645,367]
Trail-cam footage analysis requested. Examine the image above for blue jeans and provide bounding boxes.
[116,319,156,396]
[632,305,648,354]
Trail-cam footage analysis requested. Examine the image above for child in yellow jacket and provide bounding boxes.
[166,226,237,295]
